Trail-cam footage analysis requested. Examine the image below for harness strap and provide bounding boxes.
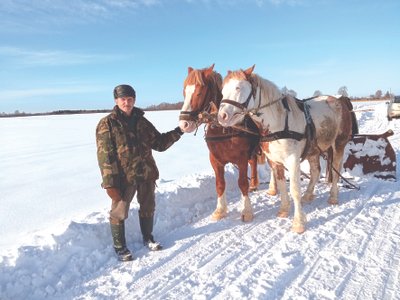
[205,132,245,141]
[261,130,305,142]
[260,97,315,161]
[261,97,306,142]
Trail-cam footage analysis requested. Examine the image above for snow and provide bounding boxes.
[0,101,399,299]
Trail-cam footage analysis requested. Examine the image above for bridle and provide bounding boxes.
[220,87,254,111]
[220,83,284,116]
[179,79,221,130]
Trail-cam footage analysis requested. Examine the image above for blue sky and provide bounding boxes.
[0,0,399,113]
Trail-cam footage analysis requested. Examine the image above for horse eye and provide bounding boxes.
[235,87,240,91]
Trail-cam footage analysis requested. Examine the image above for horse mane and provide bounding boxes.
[183,67,223,111]
[224,70,281,102]
[184,68,222,90]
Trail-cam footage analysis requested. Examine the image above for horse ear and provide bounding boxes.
[204,64,215,77]
[188,67,194,74]
[243,65,256,76]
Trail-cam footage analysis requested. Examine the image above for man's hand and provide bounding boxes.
[106,187,122,202]
[107,187,128,221]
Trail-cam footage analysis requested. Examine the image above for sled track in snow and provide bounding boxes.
[125,214,282,298]
[74,180,400,299]
[280,184,400,299]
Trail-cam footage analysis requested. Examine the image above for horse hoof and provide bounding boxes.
[241,213,253,222]
[292,214,307,233]
[292,225,306,234]
[302,194,315,203]
[249,186,258,192]
[267,189,277,196]
[328,199,339,205]
[211,211,227,221]
[277,210,289,218]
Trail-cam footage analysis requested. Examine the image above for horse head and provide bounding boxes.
[218,65,283,130]
[179,64,223,133]
[218,65,258,127]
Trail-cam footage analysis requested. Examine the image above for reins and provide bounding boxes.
[220,87,284,117]
[317,146,360,190]
[220,80,360,191]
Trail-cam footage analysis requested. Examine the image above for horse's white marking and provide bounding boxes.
[240,195,253,222]
[211,193,228,220]
[222,79,252,103]
[182,84,195,112]
[219,78,254,127]
[179,84,197,133]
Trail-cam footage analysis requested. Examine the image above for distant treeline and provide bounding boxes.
[0,98,388,118]
[0,101,184,118]
[144,101,184,111]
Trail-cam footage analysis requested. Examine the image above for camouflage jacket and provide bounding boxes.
[96,106,182,188]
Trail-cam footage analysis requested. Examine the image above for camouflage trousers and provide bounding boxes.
[109,181,156,223]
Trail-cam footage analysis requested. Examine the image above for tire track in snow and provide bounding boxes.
[339,193,400,299]
[122,187,291,299]
[124,211,268,298]
[280,183,397,299]
[155,216,288,299]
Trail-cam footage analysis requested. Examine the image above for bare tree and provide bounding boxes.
[384,91,390,99]
[288,89,297,97]
[281,86,297,98]
[313,90,322,97]
[375,90,382,99]
[338,86,348,97]
[281,86,289,95]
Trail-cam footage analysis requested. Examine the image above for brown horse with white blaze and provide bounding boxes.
[179,64,262,222]
[218,65,357,233]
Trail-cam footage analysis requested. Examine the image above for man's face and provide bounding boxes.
[115,96,135,116]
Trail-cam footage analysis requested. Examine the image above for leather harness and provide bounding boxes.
[221,89,316,161]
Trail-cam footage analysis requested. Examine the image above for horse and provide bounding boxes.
[217,65,357,233]
[178,64,267,222]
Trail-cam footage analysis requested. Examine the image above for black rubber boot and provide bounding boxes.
[110,222,133,261]
[139,216,162,251]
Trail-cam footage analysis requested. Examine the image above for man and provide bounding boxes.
[96,84,184,261]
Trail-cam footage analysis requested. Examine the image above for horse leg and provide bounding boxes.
[248,155,259,192]
[288,161,307,233]
[328,147,344,205]
[266,158,278,196]
[273,164,289,218]
[210,155,228,220]
[302,155,321,203]
[238,161,253,222]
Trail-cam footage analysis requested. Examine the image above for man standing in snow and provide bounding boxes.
[96,84,184,262]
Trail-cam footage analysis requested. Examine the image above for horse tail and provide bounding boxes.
[340,96,359,136]
[325,146,334,183]
[257,149,266,164]
[351,111,359,135]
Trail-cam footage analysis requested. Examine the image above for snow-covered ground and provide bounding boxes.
[0,101,399,299]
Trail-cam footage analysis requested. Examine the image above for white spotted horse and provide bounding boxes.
[218,65,358,233]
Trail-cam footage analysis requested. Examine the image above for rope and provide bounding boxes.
[318,148,360,190]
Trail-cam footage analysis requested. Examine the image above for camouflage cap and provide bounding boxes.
[113,84,136,99]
